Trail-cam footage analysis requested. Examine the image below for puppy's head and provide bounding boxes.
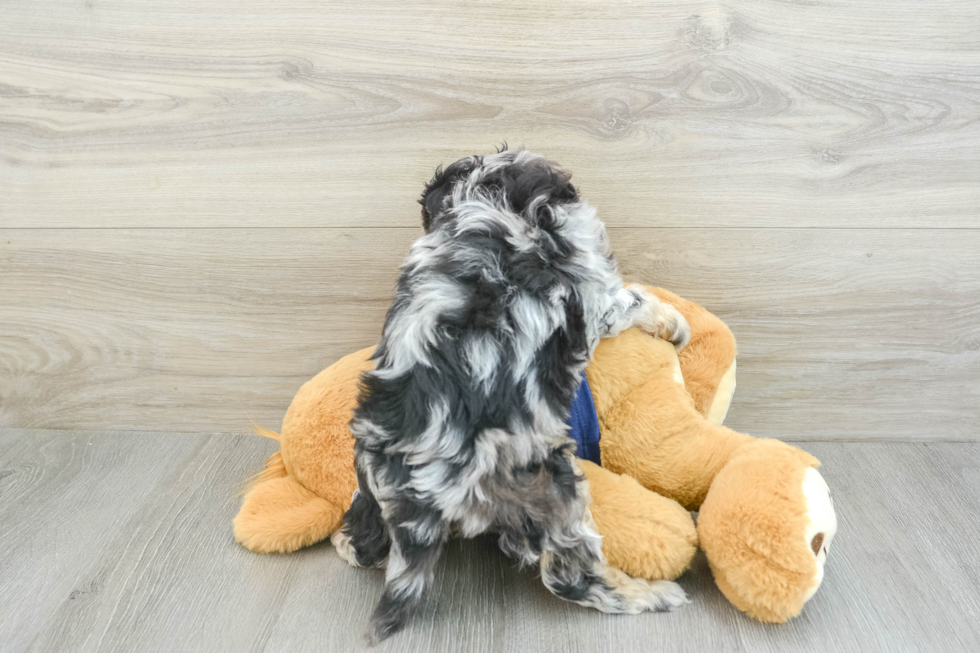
[419,148,579,233]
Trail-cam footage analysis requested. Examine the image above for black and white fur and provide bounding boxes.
[333,148,691,643]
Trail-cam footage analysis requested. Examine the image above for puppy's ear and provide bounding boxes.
[487,157,579,224]
[419,165,448,232]
[419,158,477,232]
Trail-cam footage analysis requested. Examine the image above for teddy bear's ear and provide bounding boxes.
[234,475,345,554]
[640,286,738,420]
[705,359,736,426]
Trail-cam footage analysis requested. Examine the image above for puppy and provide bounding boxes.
[333,148,691,643]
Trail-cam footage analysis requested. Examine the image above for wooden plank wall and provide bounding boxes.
[2,0,979,440]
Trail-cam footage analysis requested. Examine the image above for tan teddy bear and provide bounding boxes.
[234,287,837,623]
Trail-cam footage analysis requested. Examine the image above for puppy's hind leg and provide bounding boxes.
[332,466,390,569]
[539,505,689,614]
[367,499,449,645]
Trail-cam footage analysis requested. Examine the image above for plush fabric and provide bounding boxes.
[233,348,371,554]
[581,461,698,581]
[698,440,820,622]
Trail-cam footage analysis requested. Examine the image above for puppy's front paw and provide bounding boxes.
[661,303,691,350]
[621,285,690,350]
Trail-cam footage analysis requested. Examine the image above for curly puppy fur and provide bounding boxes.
[334,148,691,643]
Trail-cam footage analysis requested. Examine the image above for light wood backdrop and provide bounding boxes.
[2,0,979,440]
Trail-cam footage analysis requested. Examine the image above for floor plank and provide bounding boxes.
[2,0,978,228]
[1,429,978,652]
[2,228,978,440]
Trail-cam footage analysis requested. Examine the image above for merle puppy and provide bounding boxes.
[333,148,691,643]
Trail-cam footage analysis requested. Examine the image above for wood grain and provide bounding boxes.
[1,0,979,228]
[1,0,978,438]
[1,429,978,652]
[1,227,978,440]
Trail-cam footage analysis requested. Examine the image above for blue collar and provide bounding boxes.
[566,371,601,465]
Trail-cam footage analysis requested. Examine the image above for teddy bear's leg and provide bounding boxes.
[234,474,346,554]
[580,460,698,582]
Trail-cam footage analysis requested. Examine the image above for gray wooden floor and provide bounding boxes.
[2,428,978,653]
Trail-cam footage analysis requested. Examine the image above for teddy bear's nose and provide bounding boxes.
[811,533,825,556]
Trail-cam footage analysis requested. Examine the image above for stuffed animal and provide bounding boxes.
[234,287,837,623]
